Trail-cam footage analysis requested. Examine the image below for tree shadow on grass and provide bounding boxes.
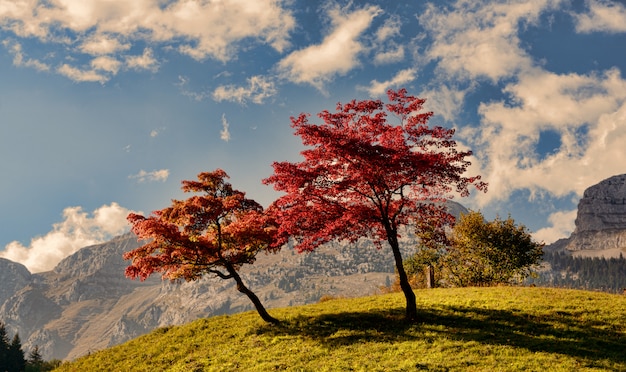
[255,304,625,368]
[258,308,413,345]
[421,305,625,367]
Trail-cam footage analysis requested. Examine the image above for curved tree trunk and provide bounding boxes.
[386,227,418,321]
[226,264,279,324]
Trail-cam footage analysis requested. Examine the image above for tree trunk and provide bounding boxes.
[387,230,418,321]
[227,264,279,324]
[425,265,435,289]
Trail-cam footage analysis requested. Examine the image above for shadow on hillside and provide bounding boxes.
[256,305,625,367]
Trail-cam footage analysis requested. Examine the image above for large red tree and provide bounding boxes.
[124,169,280,324]
[264,89,487,320]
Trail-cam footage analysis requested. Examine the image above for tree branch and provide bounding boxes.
[208,269,233,279]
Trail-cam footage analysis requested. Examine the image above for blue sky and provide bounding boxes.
[1,0,626,272]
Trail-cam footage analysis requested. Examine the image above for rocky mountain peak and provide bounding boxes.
[574,174,626,233]
[553,174,626,255]
[0,258,31,305]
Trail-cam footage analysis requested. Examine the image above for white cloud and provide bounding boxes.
[419,0,559,82]
[373,44,405,65]
[278,5,382,91]
[176,75,209,101]
[375,15,402,42]
[220,113,231,142]
[91,55,121,74]
[0,0,295,79]
[361,68,417,96]
[3,40,50,71]
[470,67,626,205]
[372,16,404,65]
[129,169,170,183]
[212,75,277,104]
[533,209,577,244]
[0,203,135,273]
[416,0,626,236]
[125,48,159,72]
[149,127,164,138]
[57,63,108,83]
[79,34,131,55]
[574,0,626,33]
[421,84,469,122]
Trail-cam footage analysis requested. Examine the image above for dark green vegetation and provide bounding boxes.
[0,322,25,372]
[529,251,626,293]
[406,211,544,289]
[0,322,60,372]
[54,287,626,371]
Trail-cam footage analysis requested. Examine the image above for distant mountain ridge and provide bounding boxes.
[0,201,471,361]
[6,177,626,361]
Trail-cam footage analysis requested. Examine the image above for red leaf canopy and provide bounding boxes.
[264,88,487,252]
[124,169,279,281]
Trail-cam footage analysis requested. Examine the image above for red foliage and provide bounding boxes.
[124,169,279,282]
[264,88,487,320]
[265,88,486,251]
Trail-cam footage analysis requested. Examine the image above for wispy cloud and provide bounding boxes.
[372,16,404,65]
[419,1,550,83]
[126,48,159,72]
[375,15,402,42]
[150,127,165,138]
[79,34,131,55]
[128,169,170,183]
[220,114,231,142]
[574,0,626,33]
[278,4,381,91]
[3,40,50,71]
[0,203,135,273]
[57,64,109,84]
[361,68,417,96]
[212,75,277,105]
[176,75,209,101]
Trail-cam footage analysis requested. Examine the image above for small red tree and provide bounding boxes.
[264,88,487,320]
[124,169,280,324]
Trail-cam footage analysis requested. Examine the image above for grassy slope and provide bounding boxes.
[55,287,626,372]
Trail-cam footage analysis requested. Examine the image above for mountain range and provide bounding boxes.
[1,174,626,361]
[0,215,436,361]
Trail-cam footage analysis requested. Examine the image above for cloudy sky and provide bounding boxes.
[1,0,626,273]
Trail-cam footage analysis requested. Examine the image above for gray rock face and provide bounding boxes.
[558,174,626,254]
[574,174,626,233]
[0,259,31,305]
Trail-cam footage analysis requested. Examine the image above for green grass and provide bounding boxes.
[54,287,626,371]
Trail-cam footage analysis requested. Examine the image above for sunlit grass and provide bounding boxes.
[55,287,626,371]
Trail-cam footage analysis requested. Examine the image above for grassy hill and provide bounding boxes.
[54,287,626,371]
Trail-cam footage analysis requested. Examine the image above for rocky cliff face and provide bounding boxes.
[558,174,626,255]
[574,174,626,233]
[0,259,31,306]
